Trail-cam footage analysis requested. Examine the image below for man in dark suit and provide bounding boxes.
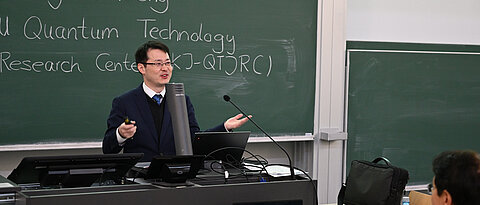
[103,41,250,161]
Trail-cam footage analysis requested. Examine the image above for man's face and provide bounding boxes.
[431,177,451,205]
[138,48,172,91]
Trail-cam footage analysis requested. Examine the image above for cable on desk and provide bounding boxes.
[243,155,269,165]
[205,147,270,182]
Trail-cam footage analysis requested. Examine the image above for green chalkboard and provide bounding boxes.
[346,41,480,184]
[0,0,317,145]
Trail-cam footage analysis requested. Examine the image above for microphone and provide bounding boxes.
[223,95,295,179]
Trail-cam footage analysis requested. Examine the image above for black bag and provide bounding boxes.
[338,157,409,205]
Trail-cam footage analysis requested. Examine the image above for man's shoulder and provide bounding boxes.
[116,85,143,100]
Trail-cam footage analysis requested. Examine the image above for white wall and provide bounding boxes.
[347,0,480,44]
[314,0,347,203]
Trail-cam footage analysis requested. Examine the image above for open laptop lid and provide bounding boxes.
[8,153,143,187]
[193,131,250,165]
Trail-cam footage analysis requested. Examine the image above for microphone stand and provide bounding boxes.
[223,95,295,180]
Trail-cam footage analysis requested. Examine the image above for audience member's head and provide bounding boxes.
[431,150,480,205]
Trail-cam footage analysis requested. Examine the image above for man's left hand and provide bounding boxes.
[224,114,252,130]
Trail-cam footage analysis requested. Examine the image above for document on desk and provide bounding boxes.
[243,163,304,177]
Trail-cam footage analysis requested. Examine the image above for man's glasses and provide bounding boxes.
[428,183,434,193]
[142,62,173,68]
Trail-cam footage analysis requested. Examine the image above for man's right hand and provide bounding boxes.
[118,121,136,139]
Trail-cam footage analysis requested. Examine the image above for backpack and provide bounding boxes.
[338,157,409,205]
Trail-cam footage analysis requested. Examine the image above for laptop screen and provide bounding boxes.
[193,131,250,165]
[8,153,143,188]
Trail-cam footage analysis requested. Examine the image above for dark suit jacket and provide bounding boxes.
[103,84,226,161]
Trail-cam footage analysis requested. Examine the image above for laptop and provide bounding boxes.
[144,155,204,183]
[193,131,250,165]
[8,153,143,188]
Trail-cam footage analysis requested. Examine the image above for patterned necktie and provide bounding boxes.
[152,94,162,105]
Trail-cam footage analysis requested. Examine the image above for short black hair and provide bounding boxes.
[432,150,480,205]
[135,41,170,64]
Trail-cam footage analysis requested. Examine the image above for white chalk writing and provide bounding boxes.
[47,0,169,14]
[24,16,119,40]
[0,1,277,78]
[0,51,81,73]
[171,52,272,77]
[138,19,236,55]
[0,16,9,37]
[95,52,138,72]
[47,0,62,10]
[138,0,169,14]
[92,51,273,77]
